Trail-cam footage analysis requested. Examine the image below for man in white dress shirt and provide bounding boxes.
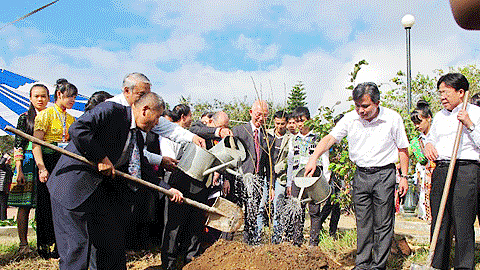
[424,73,480,270]
[305,82,409,270]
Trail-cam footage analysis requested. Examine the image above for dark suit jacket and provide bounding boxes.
[189,121,216,140]
[232,122,270,178]
[47,101,170,210]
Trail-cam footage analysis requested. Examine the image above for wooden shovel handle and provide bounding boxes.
[427,92,470,266]
[4,126,224,216]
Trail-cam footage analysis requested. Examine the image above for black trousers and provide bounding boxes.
[318,183,341,236]
[161,175,208,270]
[430,162,479,270]
[125,187,163,250]
[51,180,130,270]
[0,191,7,220]
[37,151,60,256]
[352,167,395,270]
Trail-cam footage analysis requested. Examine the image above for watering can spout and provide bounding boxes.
[293,167,331,204]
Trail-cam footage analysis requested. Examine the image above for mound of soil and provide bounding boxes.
[184,239,342,270]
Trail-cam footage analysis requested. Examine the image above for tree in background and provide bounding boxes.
[386,65,480,117]
[178,96,252,127]
[345,60,369,93]
[179,95,286,129]
[286,82,307,113]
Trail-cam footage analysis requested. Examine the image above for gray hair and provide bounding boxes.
[352,82,380,103]
[122,72,151,91]
[134,92,165,112]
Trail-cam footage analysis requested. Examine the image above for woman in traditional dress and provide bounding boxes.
[10,84,49,255]
[410,99,433,222]
[32,79,77,259]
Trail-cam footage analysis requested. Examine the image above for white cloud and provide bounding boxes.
[8,38,21,50]
[121,0,263,35]
[5,0,480,119]
[234,34,279,62]
[1,24,45,53]
[154,49,348,112]
[122,0,433,42]
[132,34,206,62]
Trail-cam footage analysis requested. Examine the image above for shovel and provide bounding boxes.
[5,126,244,233]
[411,92,469,270]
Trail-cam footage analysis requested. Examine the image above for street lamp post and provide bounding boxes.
[401,14,416,214]
[402,14,415,112]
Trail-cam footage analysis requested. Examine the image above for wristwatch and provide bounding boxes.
[467,123,476,132]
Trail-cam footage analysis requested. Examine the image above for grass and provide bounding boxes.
[0,242,22,254]
[0,240,54,270]
[0,218,16,227]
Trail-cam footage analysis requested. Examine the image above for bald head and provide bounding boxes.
[210,111,230,128]
[250,100,269,128]
[252,100,268,111]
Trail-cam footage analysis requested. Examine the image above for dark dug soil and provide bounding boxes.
[184,239,342,270]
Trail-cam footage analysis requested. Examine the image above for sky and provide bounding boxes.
[1,0,480,114]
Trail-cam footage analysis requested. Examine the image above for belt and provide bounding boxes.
[356,163,395,174]
[435,159,479,167]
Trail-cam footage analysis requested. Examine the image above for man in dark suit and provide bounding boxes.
[47,92,183,270]
[232,100,272,245]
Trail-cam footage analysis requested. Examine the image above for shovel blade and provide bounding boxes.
[205,197,244,233]
[410,263,436,270]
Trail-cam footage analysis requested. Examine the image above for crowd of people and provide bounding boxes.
[1,71,479,270]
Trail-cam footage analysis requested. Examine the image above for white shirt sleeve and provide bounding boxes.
[330,116,348,142]
[424,115,438,146]
[392,114,410,149]
[320,151,331,181]
[151,117,195,143]
[143,149,163,165]
[466,111,480,148]
[159,137,180,159]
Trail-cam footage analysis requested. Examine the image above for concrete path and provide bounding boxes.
[337,213,480,245]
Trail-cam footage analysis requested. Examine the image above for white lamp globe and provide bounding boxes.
[402,14,415,28]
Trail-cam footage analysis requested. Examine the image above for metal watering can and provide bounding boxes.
[177,136,247,182]
[209,136,246,171]
[177,142,217,182]
[293,167,331,204]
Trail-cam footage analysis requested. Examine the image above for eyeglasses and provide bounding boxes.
[253,111,268,118]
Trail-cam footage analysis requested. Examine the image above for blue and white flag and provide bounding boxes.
[0,69,87,136]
